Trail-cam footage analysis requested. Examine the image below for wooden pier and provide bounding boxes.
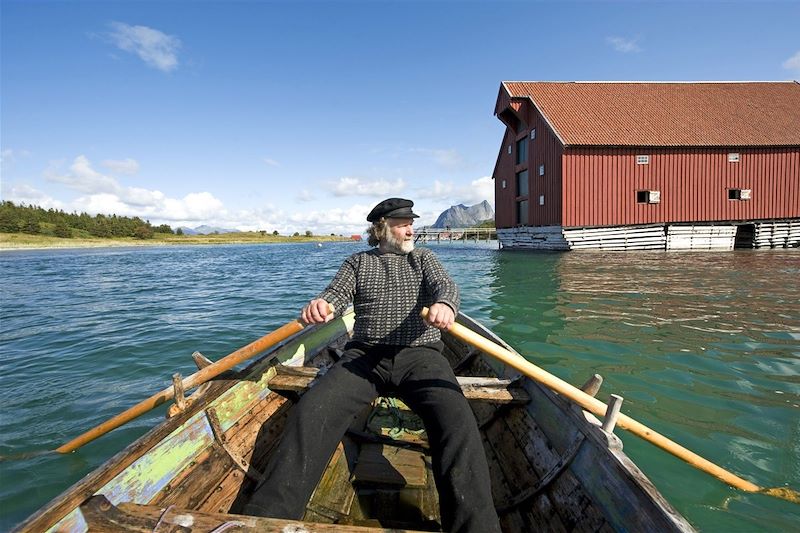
[414,227,497,243]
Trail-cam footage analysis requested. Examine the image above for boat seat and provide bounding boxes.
[268,365,531,404]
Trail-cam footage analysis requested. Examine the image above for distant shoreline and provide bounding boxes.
[0,232,355,252]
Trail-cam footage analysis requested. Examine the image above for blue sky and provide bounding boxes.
[2,1,798,235]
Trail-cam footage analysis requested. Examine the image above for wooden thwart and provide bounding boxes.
[268,365,530,404]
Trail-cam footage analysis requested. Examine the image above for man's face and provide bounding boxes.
[384,217,414,254]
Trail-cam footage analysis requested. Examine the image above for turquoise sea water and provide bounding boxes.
[0,242,798,531]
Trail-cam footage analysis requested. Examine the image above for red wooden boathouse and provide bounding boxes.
[492,81,800,250]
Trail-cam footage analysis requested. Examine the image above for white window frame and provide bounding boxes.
[501,179,507,189]
[728,188,751,201]
[530,128,536,140]
[636,190,660,204]
[538,164,545,176]
[636,155,650,165]
[539,195,545,206]
[728,152,740,163]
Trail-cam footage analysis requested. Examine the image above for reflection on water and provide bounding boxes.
[0,243,798,531]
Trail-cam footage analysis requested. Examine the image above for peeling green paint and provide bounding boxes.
[101,416,214,505]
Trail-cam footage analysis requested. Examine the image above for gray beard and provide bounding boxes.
[383,232,414,254]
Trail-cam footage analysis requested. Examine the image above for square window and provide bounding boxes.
[728,153,740,163]
[636,155,650,165]
[637,190,660,204]
[728,188,751,200]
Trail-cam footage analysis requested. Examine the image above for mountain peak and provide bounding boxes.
[431,201,494,228]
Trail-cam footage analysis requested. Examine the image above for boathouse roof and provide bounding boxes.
[496,81,800,147]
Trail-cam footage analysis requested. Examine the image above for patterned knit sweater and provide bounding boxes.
[318,247,460,346]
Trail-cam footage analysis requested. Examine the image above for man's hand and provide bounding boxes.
[424,302,455,331]
[301,299,334,325]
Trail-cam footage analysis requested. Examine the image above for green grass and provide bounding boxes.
[0,231,354,250]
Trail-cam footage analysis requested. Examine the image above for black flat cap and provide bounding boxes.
[367,198,420,222]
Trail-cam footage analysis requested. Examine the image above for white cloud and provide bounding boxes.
[1,184,65,210]
[460,176,494,206]
[263,158,280,167]
[783,50,800,75]
[47,155,120,194]
[107,22,181,72]
[44,155,224,223]
[328,176,406,197]
[606,36,642,53]
[102,158,140,175]
[416,176,493,207]
[225,203,371,236]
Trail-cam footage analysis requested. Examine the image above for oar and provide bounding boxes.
[422,308,800,504]
[55,317,308,454]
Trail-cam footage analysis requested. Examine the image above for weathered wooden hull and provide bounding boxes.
[14,311,694,532]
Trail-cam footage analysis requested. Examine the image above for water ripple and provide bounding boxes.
[1,244,798,530]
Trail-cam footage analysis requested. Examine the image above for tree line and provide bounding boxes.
[0,201,174,239]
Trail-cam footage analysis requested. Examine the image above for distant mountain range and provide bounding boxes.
[432,200,494,228]
[177,224,240,235]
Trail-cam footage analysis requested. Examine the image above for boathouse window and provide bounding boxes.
[501,179,507,189]
[636,155,650,165]
[636,190,660,204]
[507,145,512,155]
[517,200,529,225]
[516,170,529,197]
[728,153,740,163]
[538,164,545,176]
[516,138,528,165]
[539,195,545,206]
[530,128,536,140]
[728,188,751,200]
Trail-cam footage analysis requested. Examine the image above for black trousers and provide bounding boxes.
[243,341,501,533]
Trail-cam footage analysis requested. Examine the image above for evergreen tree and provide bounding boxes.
[54,221,72,238]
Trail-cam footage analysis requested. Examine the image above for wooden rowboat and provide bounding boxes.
[15,310,695,532]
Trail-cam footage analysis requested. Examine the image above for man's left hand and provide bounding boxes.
[425,302,455,331]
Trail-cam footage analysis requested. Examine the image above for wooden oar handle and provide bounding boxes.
[55,319,306,454]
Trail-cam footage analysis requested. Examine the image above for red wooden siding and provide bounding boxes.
[562,147,800,228]
[494,129,515,228]
[493,100,564,228]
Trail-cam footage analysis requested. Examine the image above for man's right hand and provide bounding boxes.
[301,299,334,325]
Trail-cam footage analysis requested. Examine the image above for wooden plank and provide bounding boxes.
[269,371,530,404]
[150,444,235,508]
[306,441,357,522]
[83,495,428,532]
[352,444,427,488]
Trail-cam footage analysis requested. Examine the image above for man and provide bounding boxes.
[244,198,500,533]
